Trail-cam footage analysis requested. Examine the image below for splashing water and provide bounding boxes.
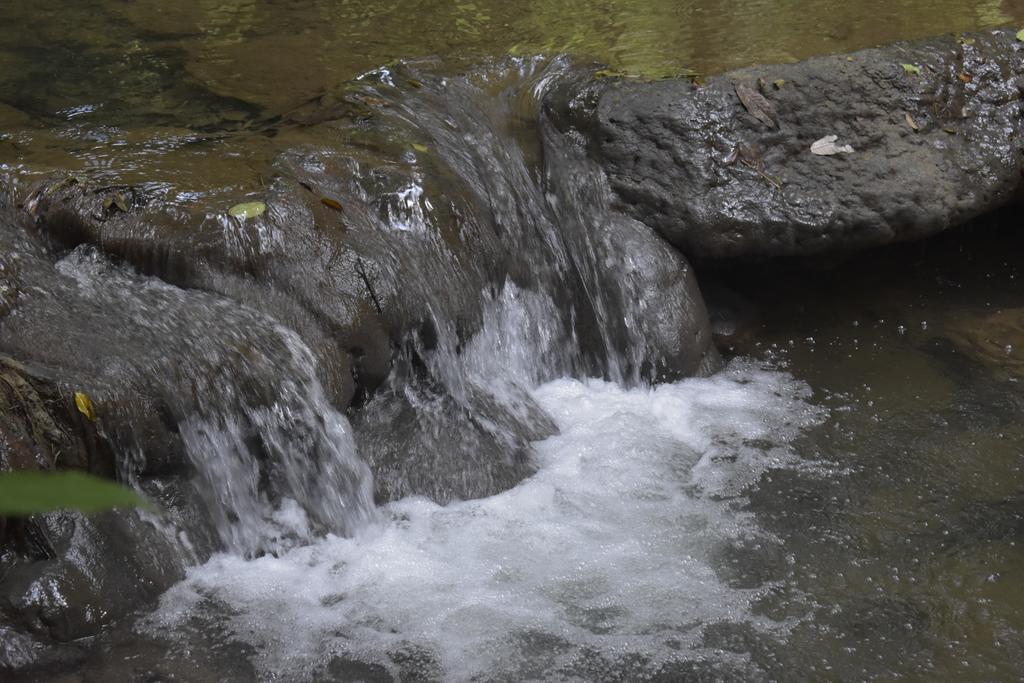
[54,246,377,557]
[147,361,825,680]
[176,328,378,556]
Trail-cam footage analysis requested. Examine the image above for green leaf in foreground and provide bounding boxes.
[227,201,267,220]
[1017,29,1024,42]
[0,471,152,515]
[901,63,922,75]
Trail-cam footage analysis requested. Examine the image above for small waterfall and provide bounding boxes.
[326,58,715,500]
[176,327,377,555]
[4,56,715,562]
[52,247,377,557]
[0,56,758,680]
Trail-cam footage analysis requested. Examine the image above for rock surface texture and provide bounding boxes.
[546,30,1024,259]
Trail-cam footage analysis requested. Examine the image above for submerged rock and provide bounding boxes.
[943,307,1024,379]
[547,29,1024,259]
[355,374,557,504]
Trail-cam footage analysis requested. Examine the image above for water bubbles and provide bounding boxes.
[149,362,823,680]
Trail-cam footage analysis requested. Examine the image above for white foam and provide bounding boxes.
[146,360,823,680]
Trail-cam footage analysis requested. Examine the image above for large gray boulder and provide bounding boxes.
[546,30,1024,259]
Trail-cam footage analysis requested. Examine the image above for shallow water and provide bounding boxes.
[3,1,1024,681]
[1,1,1022,189]
[702,215,1024,681]
[2,0,1021,116]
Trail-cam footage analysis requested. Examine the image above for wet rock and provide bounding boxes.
[320,656,394,683]
[388,642,443,683]
[354,373,556,504]
[24,178,364,411]
[0,190,365,666]
[547,30,1024,259]
[0,361,204,671]
[0,357,114,478]
[0,510,186,646]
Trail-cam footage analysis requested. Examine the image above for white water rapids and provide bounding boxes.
[145,361,825,680]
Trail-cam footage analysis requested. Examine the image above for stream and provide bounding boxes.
[2,1,1024,681]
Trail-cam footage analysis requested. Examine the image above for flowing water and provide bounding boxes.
[144,363,825,681]
[2,1,1024,681]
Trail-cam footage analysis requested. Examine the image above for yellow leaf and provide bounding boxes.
[901,63,922,75]
[905,113,919,131]
[321,197,343,211]
[411,143,429,153]
[112,192,129,213]
[74,391,96,421]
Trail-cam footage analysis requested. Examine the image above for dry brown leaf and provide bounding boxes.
[734,82,777,128]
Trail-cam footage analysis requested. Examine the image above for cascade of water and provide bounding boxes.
[371,58,680,392]
[0,60,799,679]
[5,57,714,565]
[175,327,378,555]
[53,247,377,557]
[338,58,715,503]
